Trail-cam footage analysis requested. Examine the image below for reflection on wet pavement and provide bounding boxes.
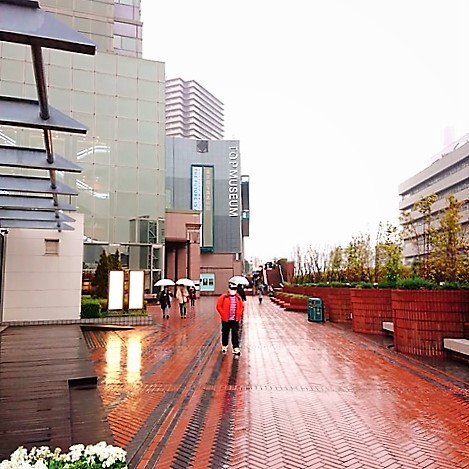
[84,296,469,469]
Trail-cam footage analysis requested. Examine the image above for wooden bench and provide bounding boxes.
[382,321,394,333]
[443,338,469,363]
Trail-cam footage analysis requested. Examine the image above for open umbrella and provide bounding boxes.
[229,275,249,286]
[154,278,175,287]
[176,278,195,287]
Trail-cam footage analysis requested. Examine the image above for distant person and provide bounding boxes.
[216,282,245,357]
[188,286,197,307]
[159,286,172,319]
[258,286,264,304]
[176,284,189,318]
[236,283,247,301]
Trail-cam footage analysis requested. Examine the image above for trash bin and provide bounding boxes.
[307,297,324,322]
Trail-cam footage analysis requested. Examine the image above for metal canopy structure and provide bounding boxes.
[0,0,96,231]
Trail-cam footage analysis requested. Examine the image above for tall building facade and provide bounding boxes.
[0,0,167,290]
[165,78,224,140]
[38,0,143,58]
[399,134,469,263]
[165,137,249,294]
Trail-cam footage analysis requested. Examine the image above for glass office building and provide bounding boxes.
[0,7,166,279]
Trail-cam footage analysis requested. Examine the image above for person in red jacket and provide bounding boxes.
[216,282,245,357]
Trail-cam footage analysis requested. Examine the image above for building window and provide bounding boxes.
[45,239,60,255]
[196,140,208,153]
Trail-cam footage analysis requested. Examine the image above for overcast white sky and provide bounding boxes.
[141,0,469,263]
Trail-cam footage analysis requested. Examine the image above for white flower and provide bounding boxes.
[1,442,127,469]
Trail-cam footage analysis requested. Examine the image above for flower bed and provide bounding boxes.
[0,441,127,469]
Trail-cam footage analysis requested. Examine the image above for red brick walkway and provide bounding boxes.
[84,296,469,469]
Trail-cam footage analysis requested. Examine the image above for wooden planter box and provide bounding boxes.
[391,289,469,357]
[351,288,392,335]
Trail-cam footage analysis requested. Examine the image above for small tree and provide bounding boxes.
[401,193,438,278]
[427,195,469,282]
[91,249,123,299]
[325,246,344,282]
[374,222,403,283]
[92,249,110,299]
[343,233,373,283]
[109,249,122,271]
[401,193,469,282]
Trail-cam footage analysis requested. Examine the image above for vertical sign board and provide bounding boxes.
[192,166,203,211]
[108,270,124,310]
[203,166,214,248]
[192,165,214,250]
[129,270,144,310]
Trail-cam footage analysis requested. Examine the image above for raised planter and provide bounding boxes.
[391,289,469,357]
[325,287,352,323]
[351,288,392,335]
[285,296,308,312]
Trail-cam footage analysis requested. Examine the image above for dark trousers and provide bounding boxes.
[221,320,240,348]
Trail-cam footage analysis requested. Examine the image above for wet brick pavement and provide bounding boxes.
[84,296,469,468]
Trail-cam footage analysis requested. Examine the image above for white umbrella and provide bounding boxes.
[154,278,175,287]
[229,275,249,286]
[176,278,195,287]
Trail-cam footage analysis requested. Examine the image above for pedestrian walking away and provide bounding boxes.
[236,283,247,301]
[159,286,172,319]
[258,285,263,304]
[188,286,197,308]
[176,284,189,318]
[216,282,245,357]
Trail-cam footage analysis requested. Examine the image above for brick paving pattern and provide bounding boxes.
[84,297,469,469]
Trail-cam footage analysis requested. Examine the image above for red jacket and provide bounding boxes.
[216,292,244,321]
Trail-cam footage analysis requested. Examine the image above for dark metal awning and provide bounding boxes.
[0,175,78,195]
[0,0,97,232]
[0,209,74,222]
[0,219,74,230]
[0,0,96,55]
[0,97,88,134]
[0,194,76,211]
[0,145,82,172]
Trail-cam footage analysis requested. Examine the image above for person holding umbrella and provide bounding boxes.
[155,279,175,319]
[229,275,248,302]
[159,286,172,319]
[236,284,247,301]
[216,281,245,357]
[176,283,190,318]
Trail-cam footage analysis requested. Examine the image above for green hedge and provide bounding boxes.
[81,297,102,318]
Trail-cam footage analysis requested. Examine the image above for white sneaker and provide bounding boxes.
[233,347,240,356]
[221,345,228,354]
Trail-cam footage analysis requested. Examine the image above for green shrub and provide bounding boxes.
[98,298,108,311]
[437,281,469,290]
[355,282,374,288]
[281,293,309,300]
[329,281,351,288]
[81,297,102,318]
[396,277,437,290]
[376,280,397,289]
[104,309,147,317]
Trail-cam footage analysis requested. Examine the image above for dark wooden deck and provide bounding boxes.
[0,325,112,460]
